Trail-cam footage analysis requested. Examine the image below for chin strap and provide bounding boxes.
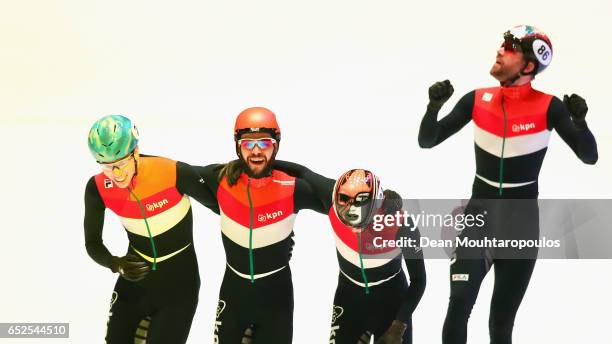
[501,60,535,87]
[501,69,524,87]
[501,74,521,87]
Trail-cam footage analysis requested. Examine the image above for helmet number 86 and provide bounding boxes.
[537,45,550,61]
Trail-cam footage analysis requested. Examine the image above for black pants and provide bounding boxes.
[105,247,200,344]
[214,266,294,344]
[329,272,412,344]
[442,199,539,344]
[442,258,536,344]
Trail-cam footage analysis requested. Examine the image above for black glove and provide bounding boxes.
[358,331,373,344]
[382,189,403,216]
[374,320,408,344]
[241,325,254,344]
[110,254,150,282]
[428,80,454,109]
[563,94,588,128]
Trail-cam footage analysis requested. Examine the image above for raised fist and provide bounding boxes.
[428,79,454,107]
[563,93,588,125]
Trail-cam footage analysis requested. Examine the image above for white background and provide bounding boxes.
[1,0,611,343]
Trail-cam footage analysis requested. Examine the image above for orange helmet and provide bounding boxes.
[234,107,281,141]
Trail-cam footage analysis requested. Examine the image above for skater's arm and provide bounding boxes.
[177,161,220,214]
[548,95,598,164]
[275,160,335,211]
[418,88,475,148]
[397,223,426,322]
[83,177,113,269]
[294,178,327,214]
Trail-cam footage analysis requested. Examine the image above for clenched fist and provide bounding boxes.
[563,93,588,127]
[428,80,454,109]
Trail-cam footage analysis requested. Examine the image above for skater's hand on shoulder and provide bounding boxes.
[382,189,403,216]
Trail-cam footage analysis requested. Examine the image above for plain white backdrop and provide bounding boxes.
[1,0,611,343]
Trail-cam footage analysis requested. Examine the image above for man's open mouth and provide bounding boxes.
[249,157,266,165]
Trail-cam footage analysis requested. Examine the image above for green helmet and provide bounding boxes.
[88,115,139,163]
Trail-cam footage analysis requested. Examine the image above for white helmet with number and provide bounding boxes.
[503,25,553,75]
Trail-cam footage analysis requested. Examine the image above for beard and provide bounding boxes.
[490,62,508,80]
[239,155,274,179]
[490,60,529,86]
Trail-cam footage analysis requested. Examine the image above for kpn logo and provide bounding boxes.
[146,199,169,212]
[512,122,536,133]
[257,210,284,223]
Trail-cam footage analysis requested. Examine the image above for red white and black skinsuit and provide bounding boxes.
[419,82,598,344]
[273,161,426,344]
[195,164,325,343]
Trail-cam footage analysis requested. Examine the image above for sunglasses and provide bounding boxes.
[502,31,523,53]
[99,153,134,171]
[337,192,372,207]
[238,138,277,150]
